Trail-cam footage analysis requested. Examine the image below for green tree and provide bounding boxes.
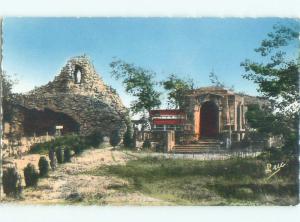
[162,74,194,108]
[123,117,134,148]
[241,24,299,156]
[1,71,18,122]
[110,129,121,149]
[110,59,161,115]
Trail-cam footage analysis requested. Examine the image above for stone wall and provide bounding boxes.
[11,55,128,136]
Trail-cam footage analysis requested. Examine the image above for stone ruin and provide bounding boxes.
[9,55,128,137]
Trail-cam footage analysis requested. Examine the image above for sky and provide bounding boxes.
[2,18,299,108]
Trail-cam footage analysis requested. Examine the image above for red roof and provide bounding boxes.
[150,109,185,116]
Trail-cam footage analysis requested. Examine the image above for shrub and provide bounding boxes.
[110,129,121,148]
[87,130,104,147]
[73,144,82,155]
[38,156,49,177]
[24,163,39,187]
[48,147,57,170]
[3,167,22,197]
[64,147,72,162]
[142,139,151,149]
[123,128,134,148]
[56,147,64,164]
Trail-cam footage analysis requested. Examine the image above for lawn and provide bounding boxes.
[85,155,298,205]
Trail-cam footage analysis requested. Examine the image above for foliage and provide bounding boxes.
[73,145,82,155]
[246,104,289,136]
[142,139,151,149]
[241,24,299,114]
[123,117,134,148]
[110,129,121,148]
[162,74,194,108]
[56,147,64,164]
[110,59,161,115]
[30,135,92,155]
[1,71,18,122]
[86,130,104,148]
[241,24,299,157]
[2,167,22,197]
[64,147,72,162]
[23,163,39,187]
[38,156,49,177]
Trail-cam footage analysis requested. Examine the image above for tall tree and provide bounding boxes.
[1,71,18,122]
[110,59,161,116]
[162,74,194,109]
[241,24,299,155]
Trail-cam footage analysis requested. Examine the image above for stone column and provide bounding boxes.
[218,106,222,133]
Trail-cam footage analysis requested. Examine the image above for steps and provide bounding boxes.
[171,139,223,153]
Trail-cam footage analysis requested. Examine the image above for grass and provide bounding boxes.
[85,155,298,205]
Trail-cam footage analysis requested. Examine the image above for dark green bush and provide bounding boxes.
[110,130,121,148]
[123,128,134,148]
[86,130,104,147]
[142,139,151,149]
[64,147,72,162]
[38,156,49,177]
[56,147,64,164]
[3,167,22,197]
[24,163,39,187]
[72,144,82,155]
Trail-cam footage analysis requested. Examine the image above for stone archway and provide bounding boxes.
[200,101,219,138]
[22,108,80,136]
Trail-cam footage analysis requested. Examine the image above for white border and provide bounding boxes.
[0,0,299,17]
[0,0,299,221]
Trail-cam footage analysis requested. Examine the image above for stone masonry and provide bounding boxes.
[12,55,128,136]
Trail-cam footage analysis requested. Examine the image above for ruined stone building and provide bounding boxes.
[7,55,128,137]
[151,87,268,149]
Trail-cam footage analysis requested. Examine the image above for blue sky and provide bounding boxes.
[3,18,299,107]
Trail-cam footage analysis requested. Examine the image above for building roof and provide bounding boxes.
[150,109,186,116]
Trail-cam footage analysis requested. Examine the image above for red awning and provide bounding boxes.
[153,119,185,125]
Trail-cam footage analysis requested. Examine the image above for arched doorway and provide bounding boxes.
[200,101,218,138]
[23,108,80,136]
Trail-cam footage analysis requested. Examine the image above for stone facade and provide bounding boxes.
[11,55,128,136]
[183,87,249,142]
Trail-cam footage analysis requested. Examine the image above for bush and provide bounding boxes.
[3,167,22,197]
[110,129,121,148]
[64,147,72,162]
[123,128,134,148]
[142,139,151,149]
[56,147,64,164]
[38,156,49,177]
[24,163,39,187]
[72,144,82,155]
[86,130,104,147]
[48,147,57,170]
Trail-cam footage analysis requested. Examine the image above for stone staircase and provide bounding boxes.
[171,139,223,154]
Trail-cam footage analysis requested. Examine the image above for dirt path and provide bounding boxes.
[3,148,167,205]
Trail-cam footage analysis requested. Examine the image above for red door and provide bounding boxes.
[200,101,218,138]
